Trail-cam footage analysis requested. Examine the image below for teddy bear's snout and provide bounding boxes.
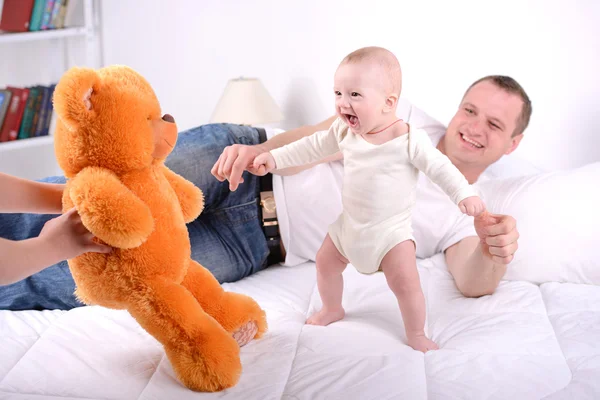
[162,114,175,123]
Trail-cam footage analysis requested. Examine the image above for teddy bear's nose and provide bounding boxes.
[162,114,175,123]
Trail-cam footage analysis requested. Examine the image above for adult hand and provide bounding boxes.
[39,207,112,259]
[474,211,519,264]
[211,144,266,191]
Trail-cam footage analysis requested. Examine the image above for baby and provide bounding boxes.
[254,46,485,352]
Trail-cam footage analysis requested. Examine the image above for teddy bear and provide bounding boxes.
[51,65,268,392]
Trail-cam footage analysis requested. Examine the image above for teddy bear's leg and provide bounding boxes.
[127,278,242,392]
[182,260,268,346]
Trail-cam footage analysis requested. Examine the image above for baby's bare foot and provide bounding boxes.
[407,334,439,353]
[306,308,345,326]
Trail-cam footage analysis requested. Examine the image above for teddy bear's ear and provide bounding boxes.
[52,67,101,131]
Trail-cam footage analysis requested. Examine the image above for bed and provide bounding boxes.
[1,253,599,399]
[1,157,599,399]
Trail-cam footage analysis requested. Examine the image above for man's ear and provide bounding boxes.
[505,133,524,155]
[383,94,398,113]
[52,67,101,131]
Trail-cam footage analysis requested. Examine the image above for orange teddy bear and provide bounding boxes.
[52,65,268,392]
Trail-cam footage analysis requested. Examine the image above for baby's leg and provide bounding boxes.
[306,234,348,326]
[380,240,438,353]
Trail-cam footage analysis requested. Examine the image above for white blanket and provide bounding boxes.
[1,255,599,399]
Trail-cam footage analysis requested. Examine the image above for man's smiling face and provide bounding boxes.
[444,80,524,170]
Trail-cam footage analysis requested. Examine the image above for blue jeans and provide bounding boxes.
[0,124,269,310]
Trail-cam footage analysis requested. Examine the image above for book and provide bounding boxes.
[0,0,36,32]
[0,87,30,142]
[0,90,13,133]
[28,87,45,138]
[18,86,40,140]
[34,86,51,136]
[40,0,56,30]
[28,0,47,32]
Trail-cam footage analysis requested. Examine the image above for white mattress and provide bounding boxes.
[1,254,599,400]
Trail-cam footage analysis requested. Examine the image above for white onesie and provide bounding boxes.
[270,118,477,274]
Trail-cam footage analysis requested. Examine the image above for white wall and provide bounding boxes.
[3,0,599,176]
[98,0,600,172]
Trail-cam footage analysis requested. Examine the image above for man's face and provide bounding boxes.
[445,80,524,169]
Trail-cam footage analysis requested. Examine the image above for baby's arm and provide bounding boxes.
[409,130,484,215]
[0,172,64,214]
[254,118,343,174]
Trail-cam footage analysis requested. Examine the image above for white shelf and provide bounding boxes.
[0,27,87,44]
[0,135,54,151]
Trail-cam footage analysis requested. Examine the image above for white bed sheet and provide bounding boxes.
[1,255,599,400]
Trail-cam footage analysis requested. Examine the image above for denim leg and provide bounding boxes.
[166,123,269,283]
[0,124,269,310]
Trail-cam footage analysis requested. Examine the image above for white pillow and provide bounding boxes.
[475,162,600,285]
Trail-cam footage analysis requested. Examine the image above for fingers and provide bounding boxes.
[484,215,516,236]
[221,150,237,183]
[90,243,112,254]
[491,254,514,265]
[459,204,467,214]
[63,207,78,217]
[211,154,225,182]
[485,229,519,247]
[253,165,266,176]
[229,158,247,191]
[86,241,112,254]
[488,239,518,256]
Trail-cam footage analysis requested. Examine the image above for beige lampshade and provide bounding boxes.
[210,77,284,125]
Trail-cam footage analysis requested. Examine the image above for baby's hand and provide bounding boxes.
[458,196,486,217]
[39,207,112,259]
[253,152,277,175]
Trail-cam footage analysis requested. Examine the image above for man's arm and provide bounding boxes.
[212,115,339,190]
[0,172,64,214]
[445,212,519,297]
[445,236,507,297]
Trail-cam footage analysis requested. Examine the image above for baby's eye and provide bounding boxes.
[351,92,360,97]
[334,91,342,96]
[465,108,474,114]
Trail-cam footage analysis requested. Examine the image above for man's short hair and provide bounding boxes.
[466,75,532,137]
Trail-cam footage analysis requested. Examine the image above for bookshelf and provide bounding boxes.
[0,26,87,44]
[0,0,99,180]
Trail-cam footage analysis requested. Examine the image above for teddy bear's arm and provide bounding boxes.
[68,166,154,249]
[161,166,204,223]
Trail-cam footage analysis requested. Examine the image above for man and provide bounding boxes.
[0,75,530,310]
[212,75,531,297]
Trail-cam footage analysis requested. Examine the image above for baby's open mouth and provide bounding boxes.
[346,114,358,127]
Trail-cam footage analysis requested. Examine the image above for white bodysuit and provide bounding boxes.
[270,118,477,274]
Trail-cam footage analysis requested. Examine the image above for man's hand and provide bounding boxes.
[253,152,276,176]
[474,211,519,264]
[210,144,266,191]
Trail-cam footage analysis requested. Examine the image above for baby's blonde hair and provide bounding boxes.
[340,46,402,96]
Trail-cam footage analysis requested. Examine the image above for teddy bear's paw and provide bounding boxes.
[219,293,268,339]
[166,331,242,392]
[232,321,258,347]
